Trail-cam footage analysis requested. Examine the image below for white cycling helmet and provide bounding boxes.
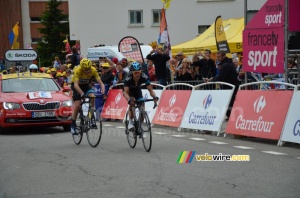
[29,64,38,73]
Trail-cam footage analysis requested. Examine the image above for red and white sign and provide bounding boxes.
[289,0,300,31]
[280,91,300,144]
[101,89,128,120]
[181,90,233,131]
[152,90,191,127]
[243,0,285,74]
[142,89,163,123]
[226,90,293,140]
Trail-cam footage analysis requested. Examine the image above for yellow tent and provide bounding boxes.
[172,17,244,56]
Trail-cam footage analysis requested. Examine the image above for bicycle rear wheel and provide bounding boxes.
[140,111,152,152]
[125,111,137,148]
[72,126,83,145]
[86,110,102,148]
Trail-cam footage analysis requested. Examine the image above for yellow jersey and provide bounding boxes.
[71,67,100,84]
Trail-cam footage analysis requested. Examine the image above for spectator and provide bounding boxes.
[146,46,170,86]
[70,47,80,69]
[204,50,239,119]
[113,62,127,84]
[175,52,184,70]
[147,59,156,81]
[194,49,216,79]
[62,39,72,55]
[101,62,115,85]
[65,69,73,86]
[176,58,193,81]
[193,65,201,81]
[53,56,62,69]
[74,40,81,55]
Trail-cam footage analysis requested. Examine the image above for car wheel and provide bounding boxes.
[63,125,71,132]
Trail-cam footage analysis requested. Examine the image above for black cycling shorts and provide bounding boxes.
[71,83,93,101]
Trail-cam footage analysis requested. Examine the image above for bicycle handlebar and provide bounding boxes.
[134,98,159,109]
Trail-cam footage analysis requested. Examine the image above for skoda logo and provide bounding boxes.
[203,94,212,109]
[293,120,300,136]
[253,96,266,113]
[169,94,176,108]
[40,100,45,104]
[8,53,13,59]
[115,93,121,104]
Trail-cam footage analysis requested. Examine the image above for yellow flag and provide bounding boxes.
[215,16,230,53]
[9,22,20,49]
[162,0,172,9]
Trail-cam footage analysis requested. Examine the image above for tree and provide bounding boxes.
[37,0,69,66]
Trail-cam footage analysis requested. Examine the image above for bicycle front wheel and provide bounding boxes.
[86,110,102,148]
[140,111,152,152]
[72,126,83,145]
[125,111,137,148]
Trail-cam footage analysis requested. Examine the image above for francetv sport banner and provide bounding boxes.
[280,91,300,144]
[226,90,293,140]
[243,0,285,74]
[181,90,232,132]
[152,90,192,127]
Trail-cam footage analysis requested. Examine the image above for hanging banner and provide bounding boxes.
[280,91,300,144]
[242,0,285,74]
[246,0,285,29]
[118,36,144,63]
[215,16,230,53]
[243,28,284,74]
[226,90,292,140]
[288,0,300,31]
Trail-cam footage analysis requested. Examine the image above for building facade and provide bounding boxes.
[68,0,267,57]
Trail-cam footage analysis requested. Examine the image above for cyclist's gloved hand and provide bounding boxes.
[81,93,86,99]
[154,96,159,101]
[128,97,136,105]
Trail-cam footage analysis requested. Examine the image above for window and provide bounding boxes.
[31,38,43,43]
[30,17,41,22]
[152,9,162,26]
[198,25,210,35]
[129,10,143,25]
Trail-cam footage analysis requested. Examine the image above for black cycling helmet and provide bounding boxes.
[130,62,142,71]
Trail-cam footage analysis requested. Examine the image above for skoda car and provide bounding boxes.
[0,72,73,131]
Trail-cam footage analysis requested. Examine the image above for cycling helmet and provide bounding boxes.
[130,62,141,71]
[80,58,92,70]
[29,64,38,73]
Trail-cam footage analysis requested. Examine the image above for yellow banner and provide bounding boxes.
[215,16,230,53]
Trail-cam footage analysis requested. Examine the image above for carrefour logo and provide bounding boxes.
[203,94,212,109]
[115,93,121,104]
[169,94,176,108]
[293,120,300,136]
[253,96,266,113]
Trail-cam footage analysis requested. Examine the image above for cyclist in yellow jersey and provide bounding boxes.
[70,58,105,135]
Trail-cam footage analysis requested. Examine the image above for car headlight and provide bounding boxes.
[62,100,73,107]
[3,102,21,110]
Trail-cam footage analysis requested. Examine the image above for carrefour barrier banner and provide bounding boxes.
[101,89,128,120]
[181,90,232,131]
[226,90,293,140]
[152,90,192,127]
[243,28,284,74]
[142,89,163,122]
[280,91,300,144]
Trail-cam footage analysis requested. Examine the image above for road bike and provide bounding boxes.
[72,96,102,148]
[125,99,157,152]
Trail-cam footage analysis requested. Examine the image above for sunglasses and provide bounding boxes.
[133,71,141,74]
[84,69,91,72]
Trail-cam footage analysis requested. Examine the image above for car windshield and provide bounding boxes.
[2,78,60,93]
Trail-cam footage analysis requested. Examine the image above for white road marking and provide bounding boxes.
[172,135,186,138]
[261,151,287,155]
[209,141,228,145]
[294,157,300,160]
[153,132,167,135]
[189,138,206,141]
[233,146,254,149]
[116,126,126,129]
[103,124,113,127]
